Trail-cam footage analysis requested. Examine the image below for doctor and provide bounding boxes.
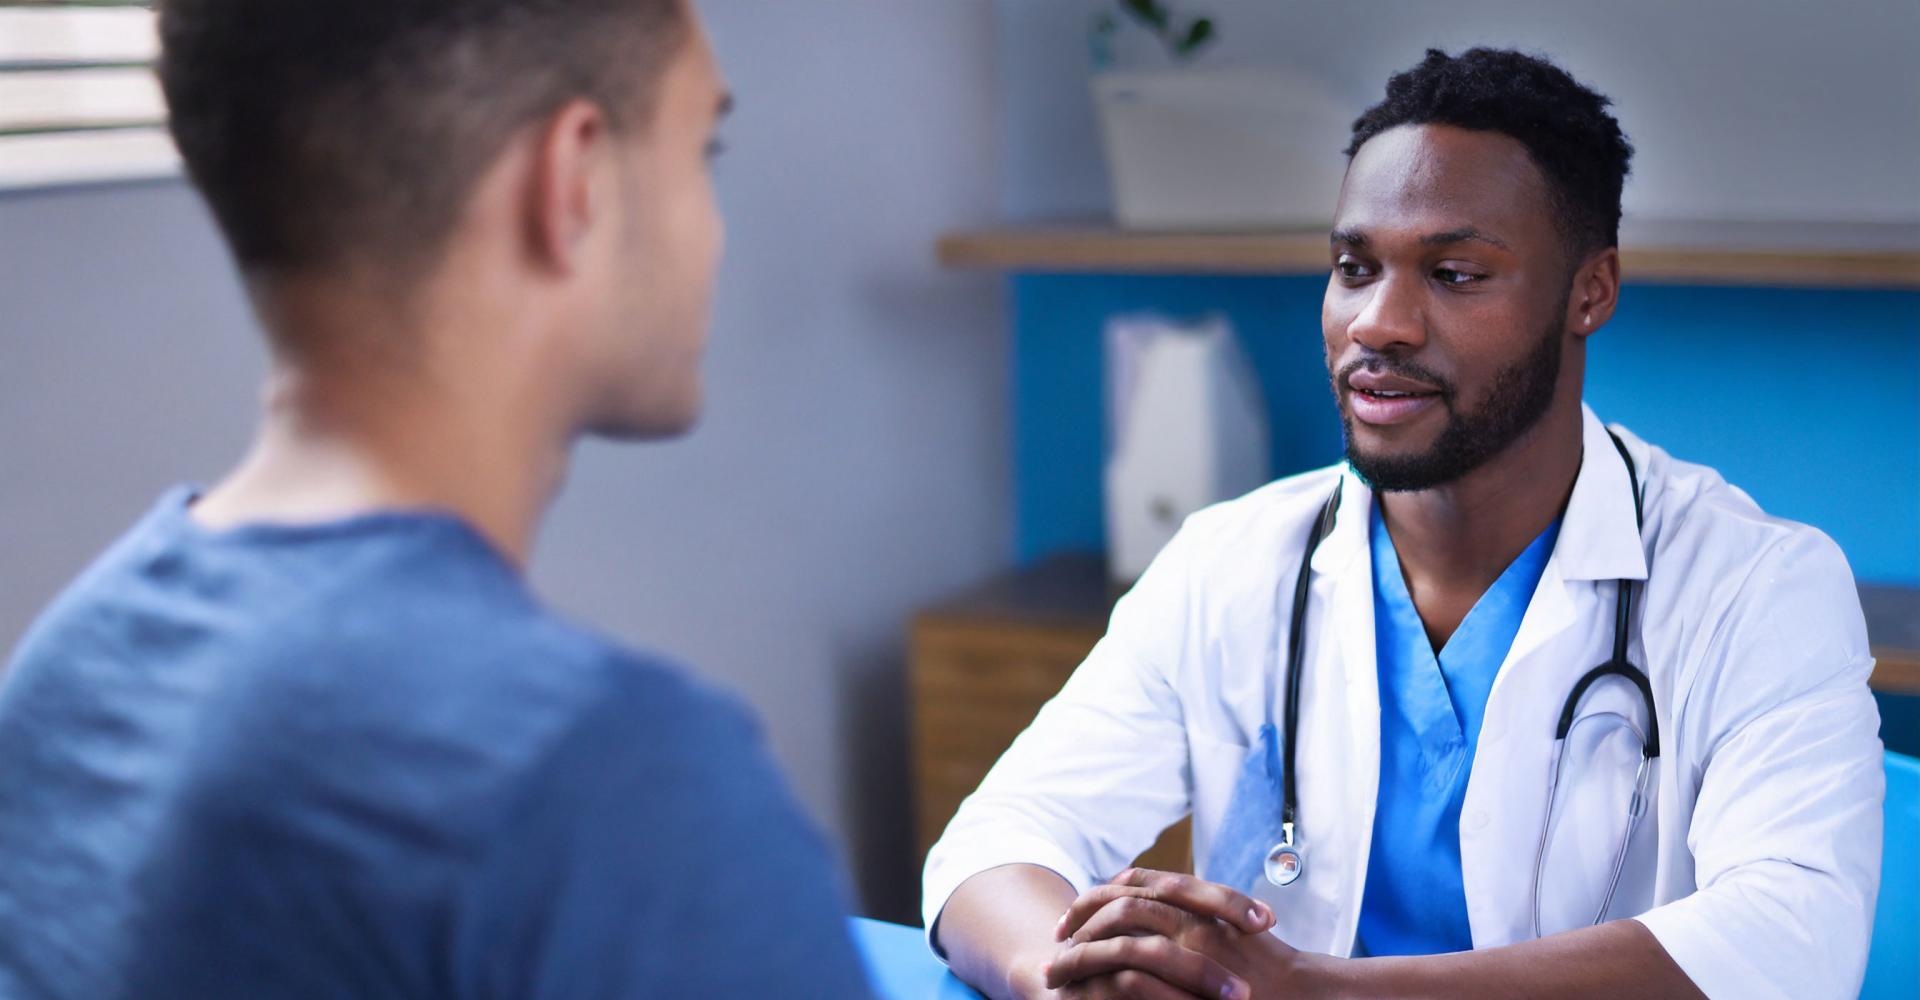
[923,47,1883,1000]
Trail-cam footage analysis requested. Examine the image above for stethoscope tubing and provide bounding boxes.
[1529,712,1653,936]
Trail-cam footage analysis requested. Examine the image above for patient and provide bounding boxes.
[0,1,872,997]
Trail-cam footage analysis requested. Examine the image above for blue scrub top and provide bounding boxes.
[1357,503,1561,956]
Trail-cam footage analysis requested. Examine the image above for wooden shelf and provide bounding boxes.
[937,221,1920,289]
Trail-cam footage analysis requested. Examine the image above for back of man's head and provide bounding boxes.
[157,0,687,283]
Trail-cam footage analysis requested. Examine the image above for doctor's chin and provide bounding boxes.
[1,2,1915,1000]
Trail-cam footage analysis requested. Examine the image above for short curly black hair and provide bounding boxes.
[1346,48,1634,259]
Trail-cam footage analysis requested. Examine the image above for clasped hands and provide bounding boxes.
[1031,868,1328,1000]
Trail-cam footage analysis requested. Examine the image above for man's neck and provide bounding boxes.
[1376,400,1585,648]
[191,286,572,569]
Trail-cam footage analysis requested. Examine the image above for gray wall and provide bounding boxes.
[535,3,1008,919]
[0,182,263,640]
[998,0,1920,224]
[0,1,1007,920]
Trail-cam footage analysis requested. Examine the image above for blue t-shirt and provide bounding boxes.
[0,488,875,999]
[1357,504,1561,956]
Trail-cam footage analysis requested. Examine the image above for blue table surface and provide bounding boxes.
[852,917,985,999]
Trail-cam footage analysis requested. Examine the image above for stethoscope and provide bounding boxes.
[1262,432,1660,937]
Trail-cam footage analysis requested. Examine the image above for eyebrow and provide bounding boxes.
[1328,226,1514,251]
[1420,226,1512,251]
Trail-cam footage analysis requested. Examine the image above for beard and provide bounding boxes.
[1335,320,1565,493]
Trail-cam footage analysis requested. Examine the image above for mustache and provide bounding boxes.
[1333,356,1456,400]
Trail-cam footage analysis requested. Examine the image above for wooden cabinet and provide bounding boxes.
[909,554,1191,877]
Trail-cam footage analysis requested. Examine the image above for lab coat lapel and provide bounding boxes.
[1556,405,1651,584]
[1498,554,1578,674]
[1309,471,1378,776]
[1489,405,1649,700]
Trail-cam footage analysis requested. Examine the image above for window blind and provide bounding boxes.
[0,1,174,189]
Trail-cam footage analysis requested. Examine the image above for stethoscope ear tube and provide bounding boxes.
[1530,732,1655,936]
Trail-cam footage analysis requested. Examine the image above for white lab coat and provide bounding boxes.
[923,405,1884,1000]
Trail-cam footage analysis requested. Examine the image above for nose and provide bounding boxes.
[1343,272,1427,355]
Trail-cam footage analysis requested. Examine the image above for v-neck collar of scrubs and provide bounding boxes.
[1357,501,1562,956]
[1374,507,1562,761]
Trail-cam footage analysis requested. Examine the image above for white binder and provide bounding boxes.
[1104,313,1271,583]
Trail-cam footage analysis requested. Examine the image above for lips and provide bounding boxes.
[1349,369,1441,396]
[1345,368,1444,427]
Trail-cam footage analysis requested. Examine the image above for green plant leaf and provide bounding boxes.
[1178,17,1217,56]
[1120,0,1170,30]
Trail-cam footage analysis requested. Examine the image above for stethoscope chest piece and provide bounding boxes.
[1264,821,1303,887]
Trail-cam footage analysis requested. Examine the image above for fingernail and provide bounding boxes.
[1248,905,1266,926]
[1221,979,1246,1000]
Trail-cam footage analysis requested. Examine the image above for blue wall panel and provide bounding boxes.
[1012,275,1920,585]
[1585,286,1919,583]
[1012,273,1341,561]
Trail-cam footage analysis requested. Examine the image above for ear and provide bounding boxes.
[524,99,612,277]
[1566,246,1621,340]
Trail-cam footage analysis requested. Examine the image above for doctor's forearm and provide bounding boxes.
[935,864,1079,1000]
[1307,918,1703,999]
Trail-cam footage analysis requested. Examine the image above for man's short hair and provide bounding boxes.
[1346,48,1634,259]
[157,0,688,281]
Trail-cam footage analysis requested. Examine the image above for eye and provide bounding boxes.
[1334,255,1375,280]
[704,137,727,162]
[1433,267,1486,286]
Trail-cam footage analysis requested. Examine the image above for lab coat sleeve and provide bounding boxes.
[920,520,1203,942]
[1633,529,1884,1000]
